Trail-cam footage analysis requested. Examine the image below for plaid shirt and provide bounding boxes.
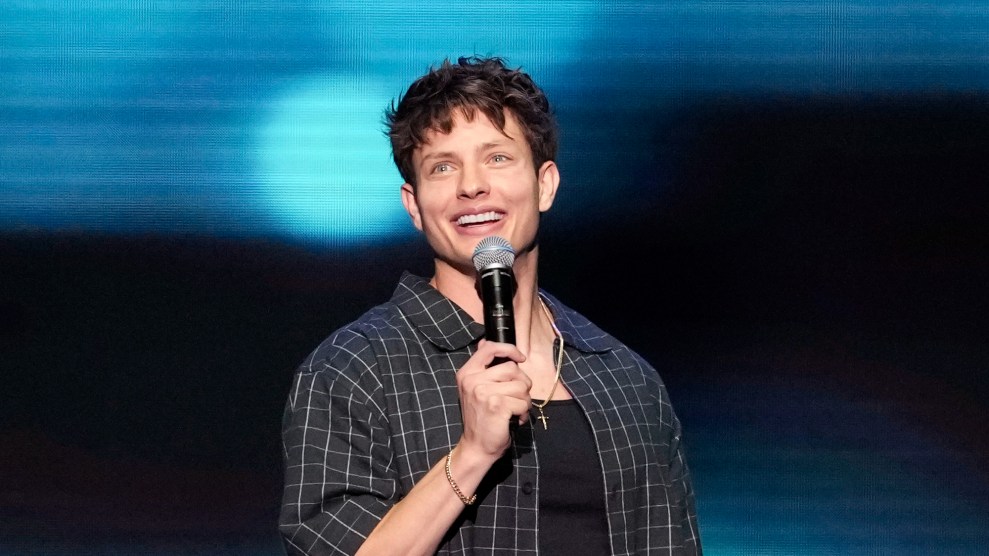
[279,272,701,555]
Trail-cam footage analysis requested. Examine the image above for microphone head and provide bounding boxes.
[472,236,515,272]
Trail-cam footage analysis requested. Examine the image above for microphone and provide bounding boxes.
[472,236,516,349]
[473,236,523,431]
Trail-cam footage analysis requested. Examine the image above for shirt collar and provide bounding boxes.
[537,291,617,354]
[393,271,615,354]
[392,272,483,352]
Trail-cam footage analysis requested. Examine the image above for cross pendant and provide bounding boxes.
[536,407,549,430]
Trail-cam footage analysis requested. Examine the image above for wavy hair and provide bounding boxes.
[385,56,558,187]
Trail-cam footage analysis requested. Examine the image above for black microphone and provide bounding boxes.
[473,236,523,431]
[472,236,516,352]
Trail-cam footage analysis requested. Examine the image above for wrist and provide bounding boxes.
[443,442,500,505]
[445,448,476,505]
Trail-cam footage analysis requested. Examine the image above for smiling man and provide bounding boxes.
[278,56,702,556]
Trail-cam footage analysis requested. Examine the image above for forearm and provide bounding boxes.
[356,444,492,556]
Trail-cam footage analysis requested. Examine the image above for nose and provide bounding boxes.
[457,164,488,199]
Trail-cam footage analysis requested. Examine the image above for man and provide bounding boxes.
[279,56,701,555]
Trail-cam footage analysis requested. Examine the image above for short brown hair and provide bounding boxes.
[385,56,558,187]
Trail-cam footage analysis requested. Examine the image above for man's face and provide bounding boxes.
[401,109,558,273]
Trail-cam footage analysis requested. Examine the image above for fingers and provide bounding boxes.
[458,340,532,397]
[456,340,533,456]
[459,365,532,419]
[476,339,526,369]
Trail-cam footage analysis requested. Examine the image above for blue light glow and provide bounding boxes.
[253,75,411,244]
[1,1,987,244]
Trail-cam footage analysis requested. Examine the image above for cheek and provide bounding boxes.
[414,195,448,223]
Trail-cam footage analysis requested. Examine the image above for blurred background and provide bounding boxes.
[2,1,988,554]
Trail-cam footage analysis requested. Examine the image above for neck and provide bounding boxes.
[430,246,550,356]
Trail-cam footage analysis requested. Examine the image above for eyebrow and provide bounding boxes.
[419,139,516,164]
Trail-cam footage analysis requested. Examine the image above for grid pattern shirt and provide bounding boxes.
[279,272,701,555]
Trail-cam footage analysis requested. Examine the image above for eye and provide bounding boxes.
[491,154,509,164]
[432,162,452,174]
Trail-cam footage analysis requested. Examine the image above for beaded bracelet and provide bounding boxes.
[445,450,477,506]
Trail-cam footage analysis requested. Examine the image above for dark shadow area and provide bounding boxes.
[2,94,987,553]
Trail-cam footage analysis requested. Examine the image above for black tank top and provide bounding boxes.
[529,399,611,555]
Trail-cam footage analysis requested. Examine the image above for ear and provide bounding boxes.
[536,160,560,212]
[400,183,423,231]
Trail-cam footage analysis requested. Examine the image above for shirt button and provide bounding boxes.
[522,482,533,495]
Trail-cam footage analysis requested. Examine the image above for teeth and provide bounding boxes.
[458,211,502,225]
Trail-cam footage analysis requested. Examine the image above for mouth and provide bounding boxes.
[457,211,504,227]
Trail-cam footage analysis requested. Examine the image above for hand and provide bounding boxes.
[456,339,532,460]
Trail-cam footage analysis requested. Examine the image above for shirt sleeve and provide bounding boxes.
[278,336,397,556]
[667,407,703,554]
[640,350,704,554]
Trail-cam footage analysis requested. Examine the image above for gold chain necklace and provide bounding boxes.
[532,299,564,430]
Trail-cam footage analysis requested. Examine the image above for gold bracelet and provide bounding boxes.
[444,449,477,506]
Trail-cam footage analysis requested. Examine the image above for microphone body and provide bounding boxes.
[472,236,517,361]
[478,264,516,345]
[473,236,523,430]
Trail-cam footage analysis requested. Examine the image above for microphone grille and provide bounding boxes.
[472,236,515,271]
